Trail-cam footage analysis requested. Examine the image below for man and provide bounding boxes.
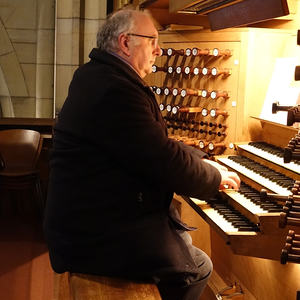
[44,9,240,300]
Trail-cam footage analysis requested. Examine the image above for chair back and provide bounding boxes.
[0,129,42,172]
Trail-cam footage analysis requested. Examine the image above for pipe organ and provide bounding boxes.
[145,27,300,299]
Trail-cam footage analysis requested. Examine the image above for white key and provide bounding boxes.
[239,144,300,174]
[205,208,238,232]
[226,191,267,214]
[190,197,238,232]
[218,157,292,196]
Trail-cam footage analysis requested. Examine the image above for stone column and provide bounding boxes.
[54,0,107,114]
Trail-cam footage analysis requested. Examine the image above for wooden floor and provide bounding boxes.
[0,197,53,300]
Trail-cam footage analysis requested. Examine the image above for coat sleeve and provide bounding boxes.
[57,69,221,199]
[84,79,221,199]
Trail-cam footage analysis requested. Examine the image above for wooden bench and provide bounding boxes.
[53,272,162,300]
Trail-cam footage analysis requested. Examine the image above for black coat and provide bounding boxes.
[44,49,221,279]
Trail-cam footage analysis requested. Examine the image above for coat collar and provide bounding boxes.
[89,48,167,134]
[89,48,148,89]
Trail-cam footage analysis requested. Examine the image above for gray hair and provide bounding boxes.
[97,9,149,52]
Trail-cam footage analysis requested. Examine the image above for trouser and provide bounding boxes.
[156,229,212,300]
[155,203,213,300]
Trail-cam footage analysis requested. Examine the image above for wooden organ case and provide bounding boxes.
[145,28,300,300]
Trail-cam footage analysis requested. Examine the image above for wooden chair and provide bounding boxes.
[0,129,44,217]
[54,272,162,300]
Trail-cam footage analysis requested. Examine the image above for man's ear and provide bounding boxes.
[118,33,130,57]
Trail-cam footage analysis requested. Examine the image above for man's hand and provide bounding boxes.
[218,169,241,190]
[203,159,241,190]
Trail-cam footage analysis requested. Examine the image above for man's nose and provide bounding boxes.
[154,43,161,56]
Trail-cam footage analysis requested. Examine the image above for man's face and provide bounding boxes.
[127,15,161,78]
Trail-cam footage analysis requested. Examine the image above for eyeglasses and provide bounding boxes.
[127,33,159,47]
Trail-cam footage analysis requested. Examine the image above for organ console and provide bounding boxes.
[146,25,300,299]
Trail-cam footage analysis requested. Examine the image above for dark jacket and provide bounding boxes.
[44,49,221,279]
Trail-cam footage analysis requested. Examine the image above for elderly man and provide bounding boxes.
[44,8,240,300]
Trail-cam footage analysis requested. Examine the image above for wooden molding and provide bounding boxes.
[208,0,289,30]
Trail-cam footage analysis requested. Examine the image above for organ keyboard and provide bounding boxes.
[236,141,300,174]
[217,156,293,196]
[175,139,300,260]
[180,190,289,260]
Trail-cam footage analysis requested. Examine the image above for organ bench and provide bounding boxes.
[53,272,162,300]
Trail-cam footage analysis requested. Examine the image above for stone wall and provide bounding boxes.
[0,0,107,118]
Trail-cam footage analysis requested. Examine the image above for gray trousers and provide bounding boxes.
[156,206,213,300]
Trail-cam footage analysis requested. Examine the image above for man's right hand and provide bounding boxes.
[203,159,240,190]
[219,169,241,190]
